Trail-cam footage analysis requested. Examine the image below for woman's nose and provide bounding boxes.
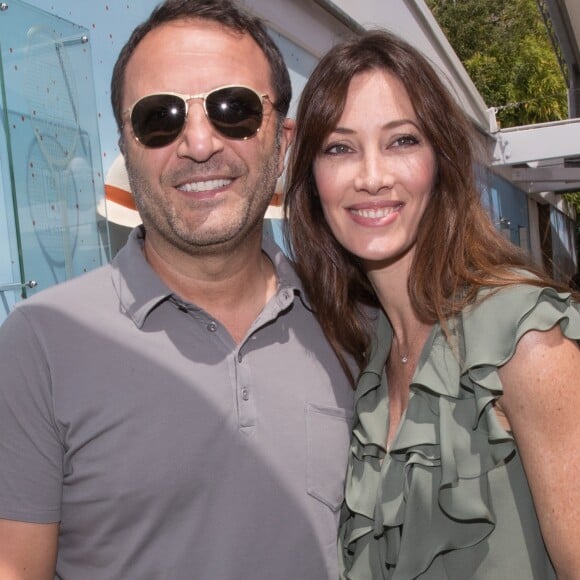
[353,150,394,194]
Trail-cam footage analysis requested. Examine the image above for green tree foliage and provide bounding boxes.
[564,193,580,213]
[426,0,568,128]
[427,0,580,220]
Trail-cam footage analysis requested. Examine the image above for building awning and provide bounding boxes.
[491,117,580,194]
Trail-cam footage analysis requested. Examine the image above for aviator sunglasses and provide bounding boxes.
[124,85,272,148]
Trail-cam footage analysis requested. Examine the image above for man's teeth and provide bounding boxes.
[179,179,232,192]
[351,206,400,218]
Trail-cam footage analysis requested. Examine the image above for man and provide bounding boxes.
[0,1,353,578]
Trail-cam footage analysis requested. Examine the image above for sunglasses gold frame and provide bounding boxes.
[123,84,272,147]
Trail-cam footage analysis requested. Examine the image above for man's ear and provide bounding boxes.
[277,117,296,177]
[118,135,126,156]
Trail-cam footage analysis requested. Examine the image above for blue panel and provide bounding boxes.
[0,0,107,322]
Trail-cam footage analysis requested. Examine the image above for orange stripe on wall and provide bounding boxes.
[105,185,137,210]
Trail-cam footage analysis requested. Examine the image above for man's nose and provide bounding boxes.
[175,100,225,162]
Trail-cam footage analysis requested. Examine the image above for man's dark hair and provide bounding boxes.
[111,0,291,131]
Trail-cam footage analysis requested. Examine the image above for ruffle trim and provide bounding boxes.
[340,286,580,579]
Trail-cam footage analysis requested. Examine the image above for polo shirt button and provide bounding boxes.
[241,387,249,401]
[238,352,243,363]
[207,322,217,332]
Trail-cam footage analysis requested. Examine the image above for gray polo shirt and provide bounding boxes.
[0,226,354,580]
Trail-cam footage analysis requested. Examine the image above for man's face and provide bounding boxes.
[121,19,294,257]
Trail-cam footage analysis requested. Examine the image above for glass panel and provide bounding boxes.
[0,0,109,308]
[0,92,18,318]
[478,168,530,250]
[550,207,576,282]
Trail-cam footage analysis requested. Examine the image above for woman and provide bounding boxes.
[285,30,580,579]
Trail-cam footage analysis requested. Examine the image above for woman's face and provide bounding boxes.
[313,69,437,270]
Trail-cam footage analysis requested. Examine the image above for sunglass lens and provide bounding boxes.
[206,87,263,139]
[131,94,186,148]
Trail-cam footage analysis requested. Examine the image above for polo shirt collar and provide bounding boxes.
[111,226,172,328]
[112,225,312,329]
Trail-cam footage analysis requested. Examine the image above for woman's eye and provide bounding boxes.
[393,134,419,147]
[324,143,352,155]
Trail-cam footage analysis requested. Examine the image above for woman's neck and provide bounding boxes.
[367,257,433,449]
[366,256,421,344]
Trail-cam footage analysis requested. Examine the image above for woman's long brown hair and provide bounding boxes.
[284,30,575,384]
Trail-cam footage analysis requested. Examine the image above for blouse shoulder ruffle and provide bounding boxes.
[340,285,580,579]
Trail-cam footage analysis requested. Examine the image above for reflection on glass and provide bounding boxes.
[0,0,108,310]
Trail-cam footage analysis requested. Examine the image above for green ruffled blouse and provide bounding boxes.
[339,284,580,579]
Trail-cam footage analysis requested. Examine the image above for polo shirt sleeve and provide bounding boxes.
[0,307,63,523]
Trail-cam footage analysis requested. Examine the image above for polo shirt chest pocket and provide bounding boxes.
[305,402,353,511]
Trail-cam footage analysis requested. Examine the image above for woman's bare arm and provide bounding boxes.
[499,326,580,579]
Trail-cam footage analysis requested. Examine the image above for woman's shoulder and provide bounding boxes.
[458,282,580,369]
